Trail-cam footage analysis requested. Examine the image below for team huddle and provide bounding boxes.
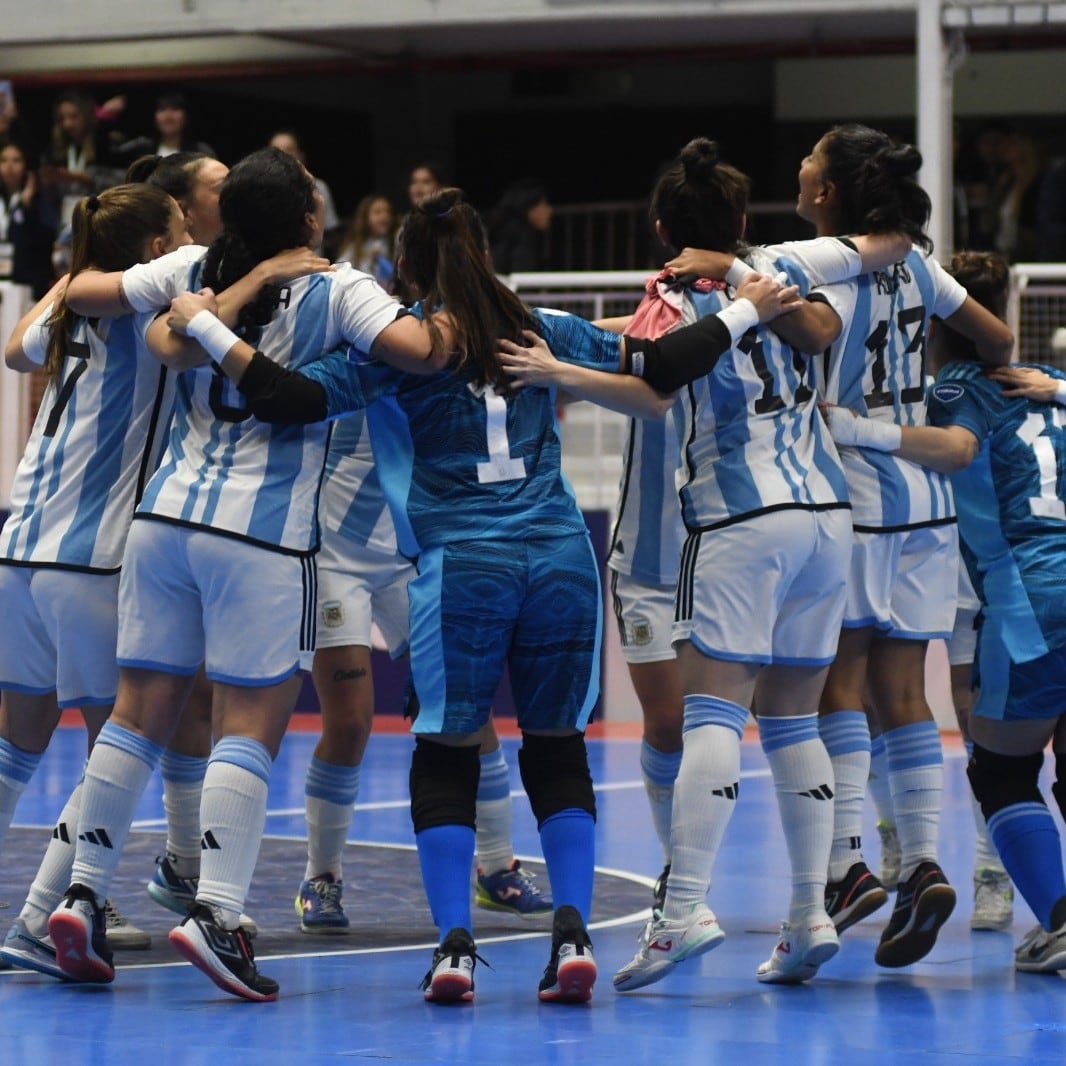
[1,122,1065,1008]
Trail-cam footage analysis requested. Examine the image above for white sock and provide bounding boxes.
[475,747,514,875]
[160,750,207,879]
[21,781,84,936]
[0,737,41,855]
[884,721,944,881]
[70,722,162,901]
[759,714,835,921]
[663,695,747,920]
[196,737,272,929]
[641,740,683,864]
[868,734,895,827]
[818,711,871,881]
[304,755,360,882]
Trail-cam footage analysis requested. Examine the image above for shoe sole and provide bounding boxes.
[475,894,553,919]
[971,915,1014,932]
[832,885,890,935]
[0,942,71,982]
[146,881,194,917]
[613,924,725,992]
[47,912,115,984]
[875,884,957,968]
[757,937,840,985]
[424,972,474,1003]
[106,930,152,951]
[539,958,597,1003]
[168,925,278,1002]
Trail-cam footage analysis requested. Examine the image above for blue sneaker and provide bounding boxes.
[148,855,258,939]
[475,860,553,917]
[296,873,349,934]
[1,919,70,981]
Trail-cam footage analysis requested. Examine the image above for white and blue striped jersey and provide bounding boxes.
[319,411,399,557]
[675,245,850,533]
[606,405,685,586]
[137,264,404,556]
[815,250,966,530]
[301,307,621,558]
[0,310,175,573]
[122,244,208,313]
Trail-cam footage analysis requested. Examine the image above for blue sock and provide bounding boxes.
[539,808,595,925]
[988,802,1066,930]
[416,824,476,936]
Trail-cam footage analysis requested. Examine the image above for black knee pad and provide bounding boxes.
[409,738,480,833]
[518,732,596,828]
[1053,753,1066,824]
[967,744,1045,822]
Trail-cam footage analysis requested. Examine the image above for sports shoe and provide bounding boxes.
[538,905,596,1003]
[825,862,889,934]
[1015,922,1066,973]
[48,883,115,984]
[103,898,151,950]
[147,855,258,938]
[420,927,483,1004]
[874,860,957,968]
[1,919,69,981]
[296,872,349,934]
[613,903,725,992]
[878,822,902,887]
[971,869,1014,932]
[757,913,839,984]
[475,860,553,917]
[168,903,278,1002]
[653,863,671,913]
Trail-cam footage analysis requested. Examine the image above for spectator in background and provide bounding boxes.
[0,141,56,297]
[335,193,396,290]
[406,162,445,207]
[965,122,1012,252]
[488,178,553,275]
[1037,155,1066,262]
[116,93,215,165]
[994,132,1044,263]
[268,129,340,255]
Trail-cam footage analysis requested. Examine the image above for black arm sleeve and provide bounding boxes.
[235,350,329,424]
[624,313,734,393]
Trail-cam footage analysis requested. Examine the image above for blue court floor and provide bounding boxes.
[1,720,1063,1066]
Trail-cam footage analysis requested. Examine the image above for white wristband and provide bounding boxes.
[185,309,240,365]
[21,321,48,366]
[1055,379,1066,406]
[725,257,756,288]
[717,298,760,344]
[826,406,902,452]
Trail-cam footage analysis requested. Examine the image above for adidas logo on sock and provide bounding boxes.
[797,784,835,801]
[711,783,739,800]
[78,828,113,848]
[53,822,71,843]
[200,830,222,851]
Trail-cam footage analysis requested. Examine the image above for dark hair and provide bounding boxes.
[45,183,175,379]
[50,89,98,164]
[133,151,211,203]
[492,178,549,221]
[650,137,750,254]
[396,187,537,390]
[935,251,1010,362]
[156,92,189,112]
[201,147,315,329]
[819,123,932,252]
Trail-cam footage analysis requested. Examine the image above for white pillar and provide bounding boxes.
[916,0,953,258]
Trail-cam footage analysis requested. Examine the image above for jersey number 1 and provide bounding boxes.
[1016,408,1066,521]
[470,383,527,484]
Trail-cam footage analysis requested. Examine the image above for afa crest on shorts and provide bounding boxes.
[321,600,345,627]
[631,621,653,646]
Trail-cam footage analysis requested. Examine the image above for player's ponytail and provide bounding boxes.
[820,124,932,252]
[651,137,750,255]
[397,187,537,390]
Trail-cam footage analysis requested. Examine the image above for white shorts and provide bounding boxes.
[843,523,959,640]
[609,569,677,664]
[315,529,413,656]
[947,560,981,667]
[117,521,315,686]
[0,564,119,707]
[674,508,851,666]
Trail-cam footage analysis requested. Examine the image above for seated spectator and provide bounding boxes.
[335,193,396,289]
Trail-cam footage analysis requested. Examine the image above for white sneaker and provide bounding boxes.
[1015,922,1066,973]
[878,822,901,888]
[757,912,839,984]
[971,869,1013,932]
[613,904,725,992]
[103,898,152,950]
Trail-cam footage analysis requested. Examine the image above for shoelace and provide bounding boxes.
[310,879,344,914]
[103,899,127,929]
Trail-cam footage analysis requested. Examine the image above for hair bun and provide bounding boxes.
[880,143,922,178]
[679,137,720,184]
[86,195,100,213]
[419,187,463,219]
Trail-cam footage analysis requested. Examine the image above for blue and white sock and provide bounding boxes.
[868,732,895,827]
[304,756,360,882]
[475,747,514,877]
[160,749,208,879]
[22,778,84,936]
[819,710,871,881]
[883,720,944,881]
[641,739,683,864]
[0,736,42,854]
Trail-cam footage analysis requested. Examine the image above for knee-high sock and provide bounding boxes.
[304,756,360,882]
[641,740,683,865]
[987,802,1066,930]
[883,720,944,881]
[196,736,272,929]
[819,710,871,881]
[21,779,84,935]
[868,733,895,827]
[416,824,476,936]
[0,737,41,855]
[475,747,514,876]
[759,714,835,920]
[70,721,163,901]
[160,750,208,880]
[539,808,595,925]
[663,695,747,921]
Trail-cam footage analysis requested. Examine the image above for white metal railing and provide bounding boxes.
[1009,262,1066,370]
